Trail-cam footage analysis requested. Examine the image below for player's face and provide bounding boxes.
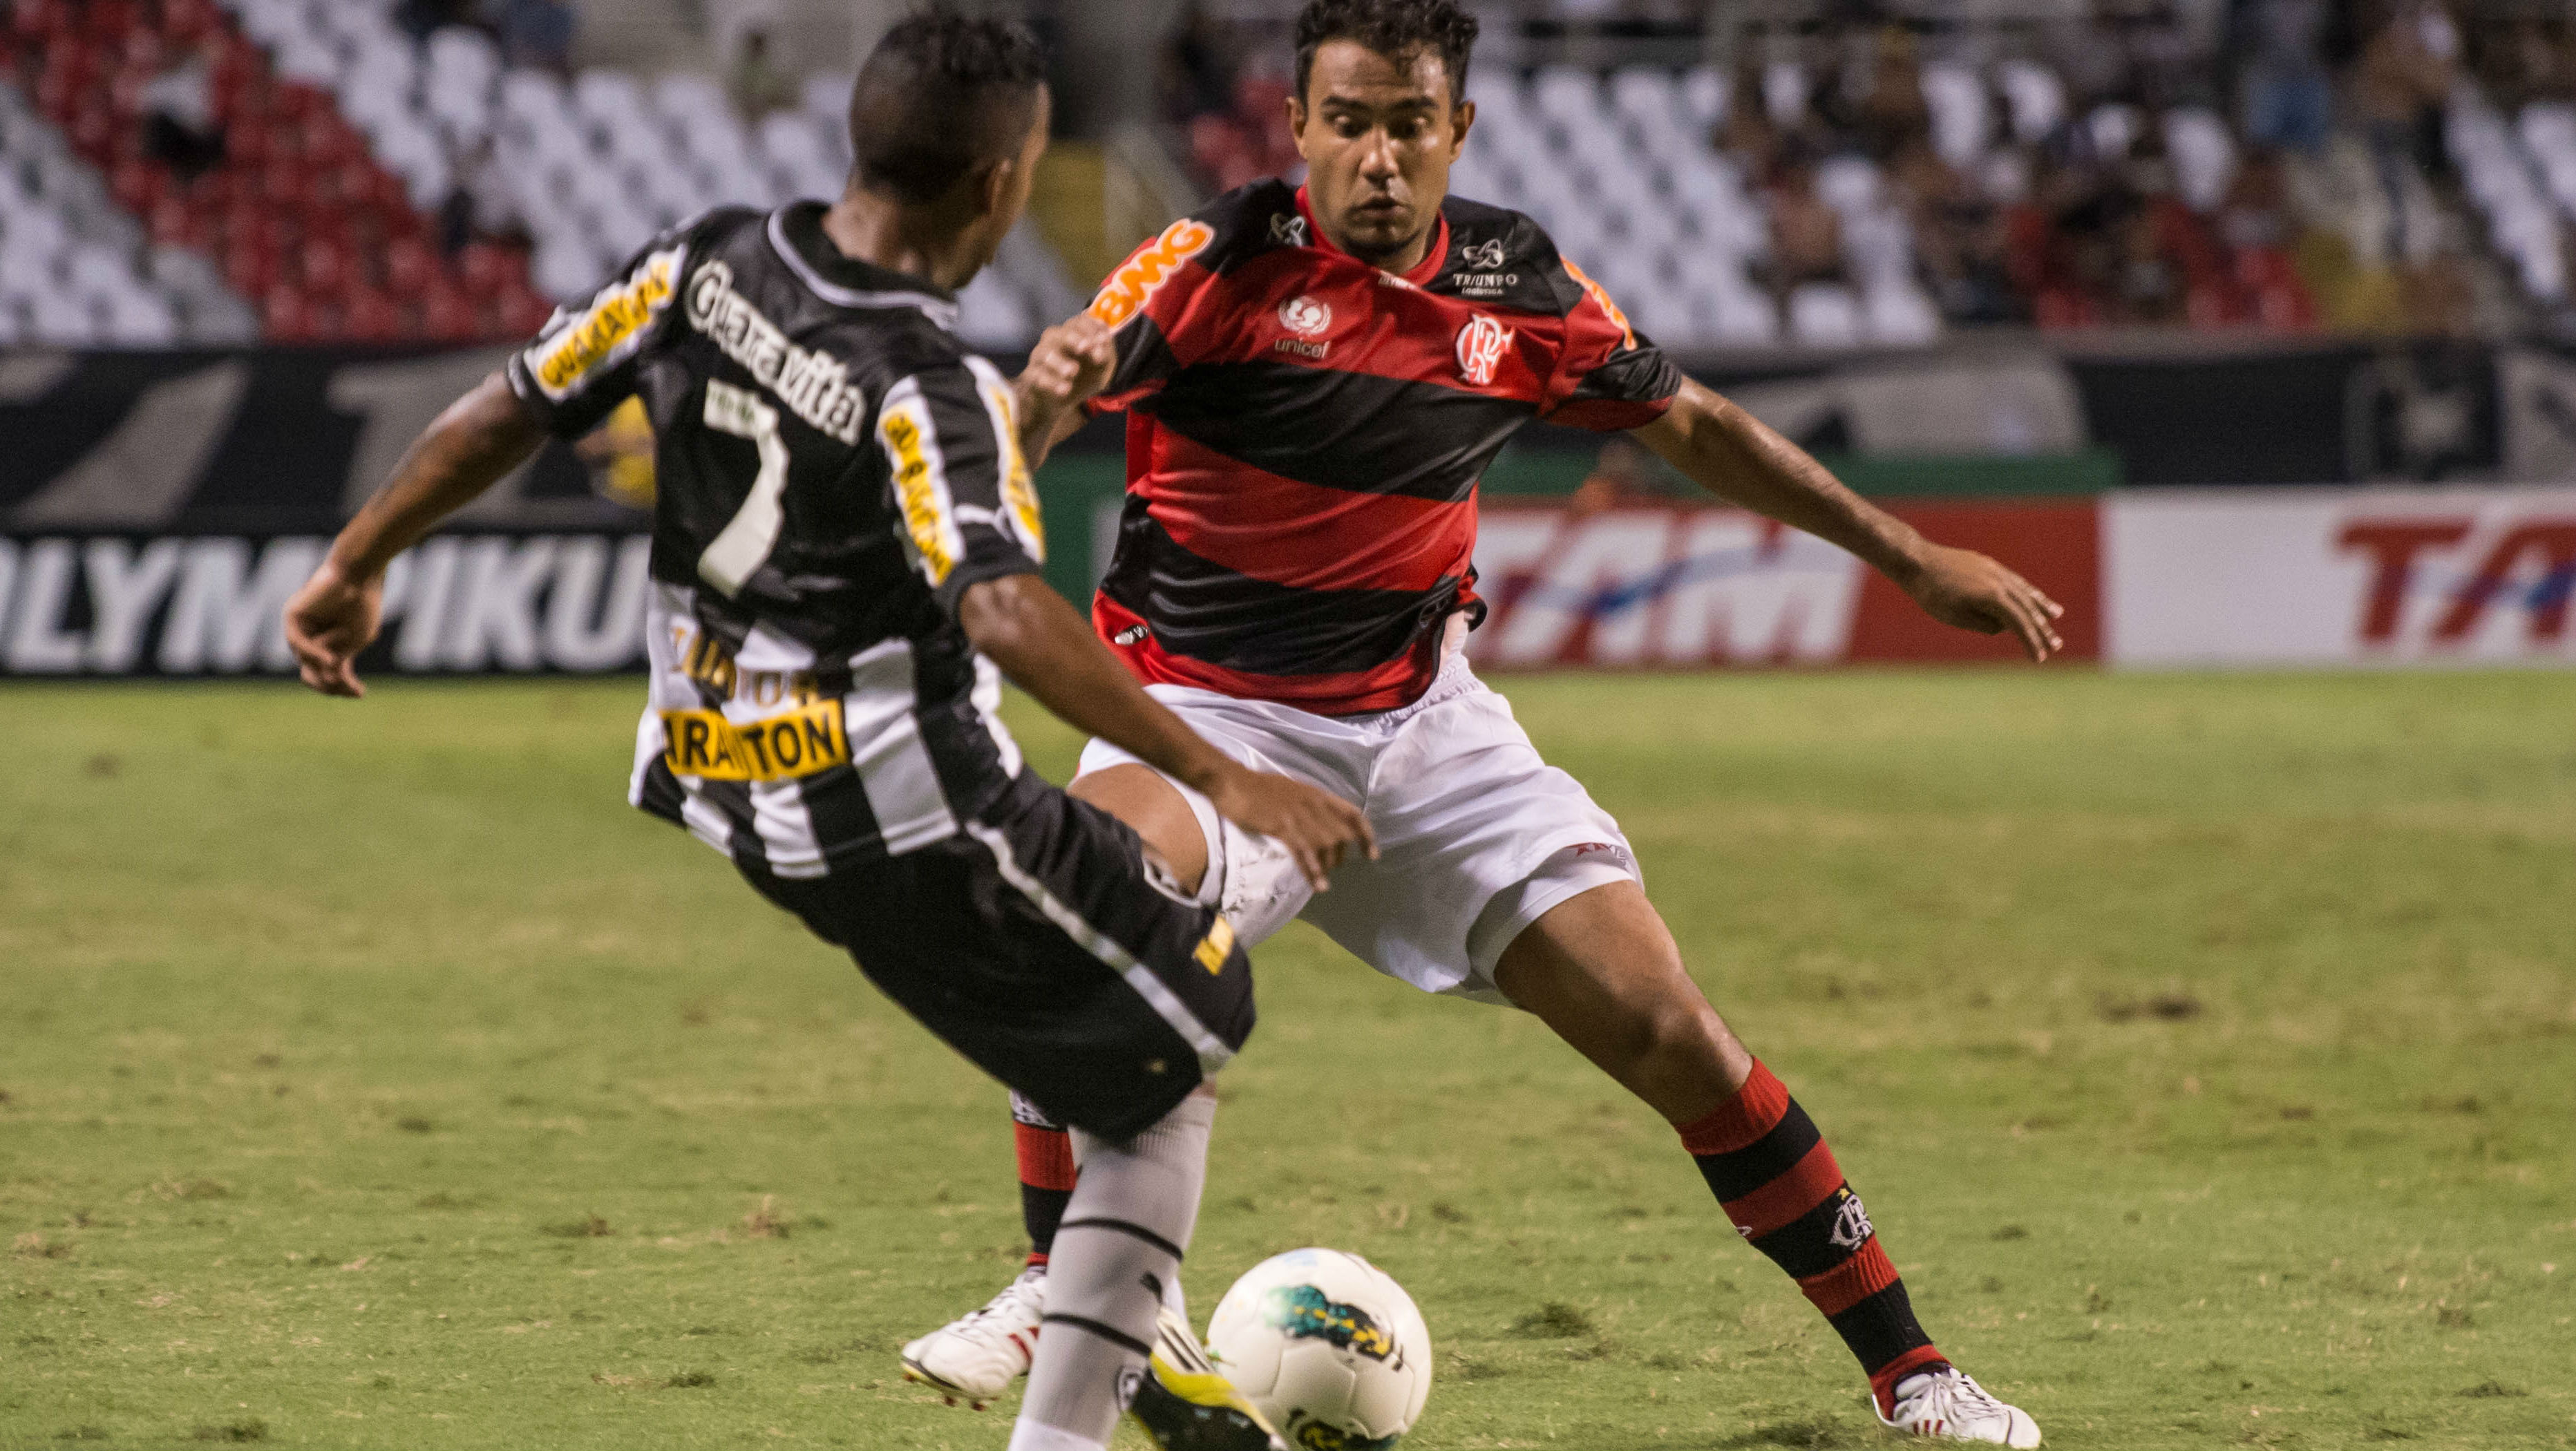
[1291,41,1475,267]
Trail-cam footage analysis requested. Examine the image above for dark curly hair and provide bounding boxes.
[1294,0,1480,107]
[849,5,1049,204]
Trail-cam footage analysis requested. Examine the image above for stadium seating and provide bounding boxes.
[1451,64,1942,350]
[0,78,254,347]
[0,0,1074,349]
[2447,87,2575,305]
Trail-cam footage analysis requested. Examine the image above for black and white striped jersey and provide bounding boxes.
[505,201,1051,878]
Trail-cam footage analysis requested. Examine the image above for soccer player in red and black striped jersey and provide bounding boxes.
[904,3,2055,1443]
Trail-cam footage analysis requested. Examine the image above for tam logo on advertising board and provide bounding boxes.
[1470,501,2102,668]
[2105,487,2576,666]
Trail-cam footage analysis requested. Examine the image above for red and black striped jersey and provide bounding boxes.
[1083,180,1684,714]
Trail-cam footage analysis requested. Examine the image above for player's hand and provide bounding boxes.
[283,560,385,698]
[1897,544,2065,661]
[1202,764,1377,892]
[1015,314,1117,422]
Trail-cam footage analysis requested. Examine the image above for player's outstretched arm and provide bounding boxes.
[1632,379,2065,661]
[958,573,1376,888]
[284,373,547,698]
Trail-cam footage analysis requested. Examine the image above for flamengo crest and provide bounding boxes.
[1278,295,1332,336]
[1455,314,1514,386]
[1828,1190,1875,1251]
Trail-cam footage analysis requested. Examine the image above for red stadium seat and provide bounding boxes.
[422,284,481,343]
[345,289,404,343]
[297,238,353,301]
[262,287,316,343]
[384,236,436,296]
[458,242,514,302]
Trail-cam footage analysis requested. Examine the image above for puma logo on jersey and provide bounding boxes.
[1112,624,1150,646]
[1090,219,1216,330]
[1455,314,1515,387]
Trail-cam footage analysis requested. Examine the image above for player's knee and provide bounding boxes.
[1070,764,1210,893]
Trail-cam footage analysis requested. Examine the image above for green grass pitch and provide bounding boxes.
[2,671,2570,1450]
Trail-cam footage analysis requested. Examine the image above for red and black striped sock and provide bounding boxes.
[1678,1061,1949,1416]
[1014,1117,1077,1269]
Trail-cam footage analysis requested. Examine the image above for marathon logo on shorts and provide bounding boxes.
[661,699,850,782]
[1455,313,1515,387]
[1191,915,1236,974]
[1090,219,1215,330]
[529,245,683,399]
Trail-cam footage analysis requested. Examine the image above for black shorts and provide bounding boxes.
[742,775,1253,1140]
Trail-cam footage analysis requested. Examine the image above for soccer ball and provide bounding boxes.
[1204,1248,1432,1450]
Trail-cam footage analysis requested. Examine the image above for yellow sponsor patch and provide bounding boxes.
[879,398,958,585]
[1192,915,1236,974]
[1089,218,1215,330]
[660,700,849,783]
[983,381,1047,561]
[531,247,683,398]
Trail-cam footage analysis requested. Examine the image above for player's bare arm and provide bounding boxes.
[1631,382,2067,661]
[283,373,544,698]
[958,573,1374,888]
[1012,314,1115,468]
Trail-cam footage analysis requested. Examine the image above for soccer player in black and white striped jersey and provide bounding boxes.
[283,12,1370,1451]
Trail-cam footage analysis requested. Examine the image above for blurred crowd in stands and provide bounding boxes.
[6,0,2576,352]
[1159,0,2576,341]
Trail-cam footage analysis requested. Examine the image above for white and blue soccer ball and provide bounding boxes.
[1205,1248,1432,1450]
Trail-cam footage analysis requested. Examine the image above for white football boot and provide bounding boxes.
[900,1264,1045,1407]
[1877,1365,2042,1447]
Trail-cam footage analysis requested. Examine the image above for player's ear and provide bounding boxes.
[1449,97,1476,160]
[974,156,1014,222]
[1286,91,1310,160]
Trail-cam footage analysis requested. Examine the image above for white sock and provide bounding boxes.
[1012,1088,1215,1448]
[1006,1420,1107,1451]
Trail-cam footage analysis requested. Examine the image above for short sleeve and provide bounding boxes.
[506,231,693,439]
[876,357,1047,616]
[1081,216,1219,416]
[1540,254,1685,432]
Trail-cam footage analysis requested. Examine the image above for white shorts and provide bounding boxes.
[1077,649,1640,1003]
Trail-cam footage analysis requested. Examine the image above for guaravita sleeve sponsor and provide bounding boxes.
[506,221,699,439]
[875,361,1044,616]
[1532,239,1685,432]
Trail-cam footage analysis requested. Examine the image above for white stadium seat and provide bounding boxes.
[1788,283,1862,348]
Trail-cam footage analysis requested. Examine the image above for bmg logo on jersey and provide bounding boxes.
[1455,314,1515,387]
[1090,218,1215,330]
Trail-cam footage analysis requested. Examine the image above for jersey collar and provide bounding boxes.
[768,202,963,330]
[1294,185,1450,288]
